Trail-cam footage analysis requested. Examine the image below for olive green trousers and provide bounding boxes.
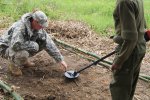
[110,48,145,100]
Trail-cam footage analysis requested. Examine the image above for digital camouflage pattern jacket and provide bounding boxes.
[0,13,63,62]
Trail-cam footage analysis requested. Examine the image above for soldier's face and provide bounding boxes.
[31,20,43,30]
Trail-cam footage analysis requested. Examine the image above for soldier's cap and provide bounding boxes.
[32,11,48,28]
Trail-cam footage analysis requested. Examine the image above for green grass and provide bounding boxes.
[144,0,150,28]
[0,0,150,35]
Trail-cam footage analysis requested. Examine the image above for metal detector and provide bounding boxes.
[64,51,115,79]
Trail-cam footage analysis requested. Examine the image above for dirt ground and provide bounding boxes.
[0,20,150,100]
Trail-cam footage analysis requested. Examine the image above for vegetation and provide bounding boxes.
[0,0,150,35]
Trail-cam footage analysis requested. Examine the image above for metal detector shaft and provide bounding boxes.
[76,51,116,74]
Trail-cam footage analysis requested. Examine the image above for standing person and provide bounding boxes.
[110,0,146,100]
[0,10,67,76]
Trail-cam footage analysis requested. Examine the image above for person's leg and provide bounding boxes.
[23,41,41,67]
[8,50,29,76]
[129,70,140,100]
[7,41,40,76]
[110,69,133,100]
[23,41,39,56]
[110,49,138,100]
[0,45,22,76]
[13,50,36,68]
[129,54,145,100]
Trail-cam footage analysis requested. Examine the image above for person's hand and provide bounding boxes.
[59,60,68,71]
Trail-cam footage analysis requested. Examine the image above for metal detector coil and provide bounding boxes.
[64,70,79,79]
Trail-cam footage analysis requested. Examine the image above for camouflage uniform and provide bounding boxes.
[0,13,63,66]
[110,0,146,100]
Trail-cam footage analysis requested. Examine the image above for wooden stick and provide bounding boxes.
[0,80,23,100]
[140,74,150,80]
[139,76,150,82]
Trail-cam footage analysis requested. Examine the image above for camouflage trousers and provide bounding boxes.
[110,47,145,100]
[0,41,39,66]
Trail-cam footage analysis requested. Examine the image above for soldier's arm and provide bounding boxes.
[42,30,63,62]
[113,1,138,67]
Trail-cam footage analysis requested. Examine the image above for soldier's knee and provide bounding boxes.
[25,41,39,52]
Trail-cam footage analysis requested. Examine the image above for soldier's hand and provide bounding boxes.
[59,60,68,71]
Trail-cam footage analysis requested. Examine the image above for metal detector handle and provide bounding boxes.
[76,51,116,74]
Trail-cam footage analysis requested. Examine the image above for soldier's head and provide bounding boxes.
[31,10,48,30]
